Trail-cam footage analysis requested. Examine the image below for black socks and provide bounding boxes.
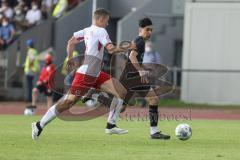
[106,123,117,129]
[149,105,158,127]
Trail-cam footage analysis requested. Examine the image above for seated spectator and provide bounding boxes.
[0,17,15,50]
[0,1,14,20]
[42,0,58,18]
[25,1,42,28]
[16,0,30,14]
[52,0,68,18]
[13,5,25,33]
[15,0,26,10]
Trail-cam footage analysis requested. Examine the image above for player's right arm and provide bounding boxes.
[67,29,84,59]
[66,30,84,68]
[67,36,80,60]
[129,50,149,83]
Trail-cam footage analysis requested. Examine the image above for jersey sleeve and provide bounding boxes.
[134,38,145,55]
[73,29,85,41]
[98,28,112,47]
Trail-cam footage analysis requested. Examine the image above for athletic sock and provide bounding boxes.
[40,105,59,128]
[149,105,159,134]
[107,97,119,125]
[107,97,124,126]
[150,127,159,135]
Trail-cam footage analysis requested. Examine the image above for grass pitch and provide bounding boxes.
[0,115,239,160]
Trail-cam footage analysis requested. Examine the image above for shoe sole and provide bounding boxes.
[105,130,129,135]
[150,137,171,140]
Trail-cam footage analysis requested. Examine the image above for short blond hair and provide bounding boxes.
[93,8,110,20]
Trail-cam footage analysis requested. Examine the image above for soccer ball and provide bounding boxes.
[85,93,100,108]
[85,99,99,108]
[175,123,192,140]
[24,108,34,116]
[85,92,110,108]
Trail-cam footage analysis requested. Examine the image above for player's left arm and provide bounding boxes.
[99,28,135,54]
[106,42,136,54]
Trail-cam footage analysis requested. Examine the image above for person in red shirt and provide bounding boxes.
[27,53,56,111]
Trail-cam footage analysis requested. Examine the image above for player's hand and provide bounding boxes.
[139,70,149,83]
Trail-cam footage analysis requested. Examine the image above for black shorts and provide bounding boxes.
[36,84,52,96]
[119,64,151,98]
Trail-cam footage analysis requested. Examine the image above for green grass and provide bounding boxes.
[0,115,240,160]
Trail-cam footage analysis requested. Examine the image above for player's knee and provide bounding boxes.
[119,87,127,99]
[148,97,159,106]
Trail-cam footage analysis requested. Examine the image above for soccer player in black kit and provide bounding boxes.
[119,17,170,140]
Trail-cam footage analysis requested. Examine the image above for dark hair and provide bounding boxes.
[139,17,153,28]
[94,8,110,20]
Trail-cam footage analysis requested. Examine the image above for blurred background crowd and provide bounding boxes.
[0,0,84,50]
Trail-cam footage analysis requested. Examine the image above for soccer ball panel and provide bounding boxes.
[175,123,192,140]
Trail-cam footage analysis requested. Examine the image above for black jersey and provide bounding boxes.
[128,36,145,64]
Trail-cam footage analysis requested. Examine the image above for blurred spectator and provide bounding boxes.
[13,5,25,33]
[30,53,56,109]
[0,17,15,50]
[61,50,79,76]
[15,0,26,10]
[42,0,58,18]
[52,0,68,18]
[143,41,162,64]
[0,1,14,20]
[16,0,30,13]
[24,39,39,102]
[25,1,42,28]
[67,0,80,10]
